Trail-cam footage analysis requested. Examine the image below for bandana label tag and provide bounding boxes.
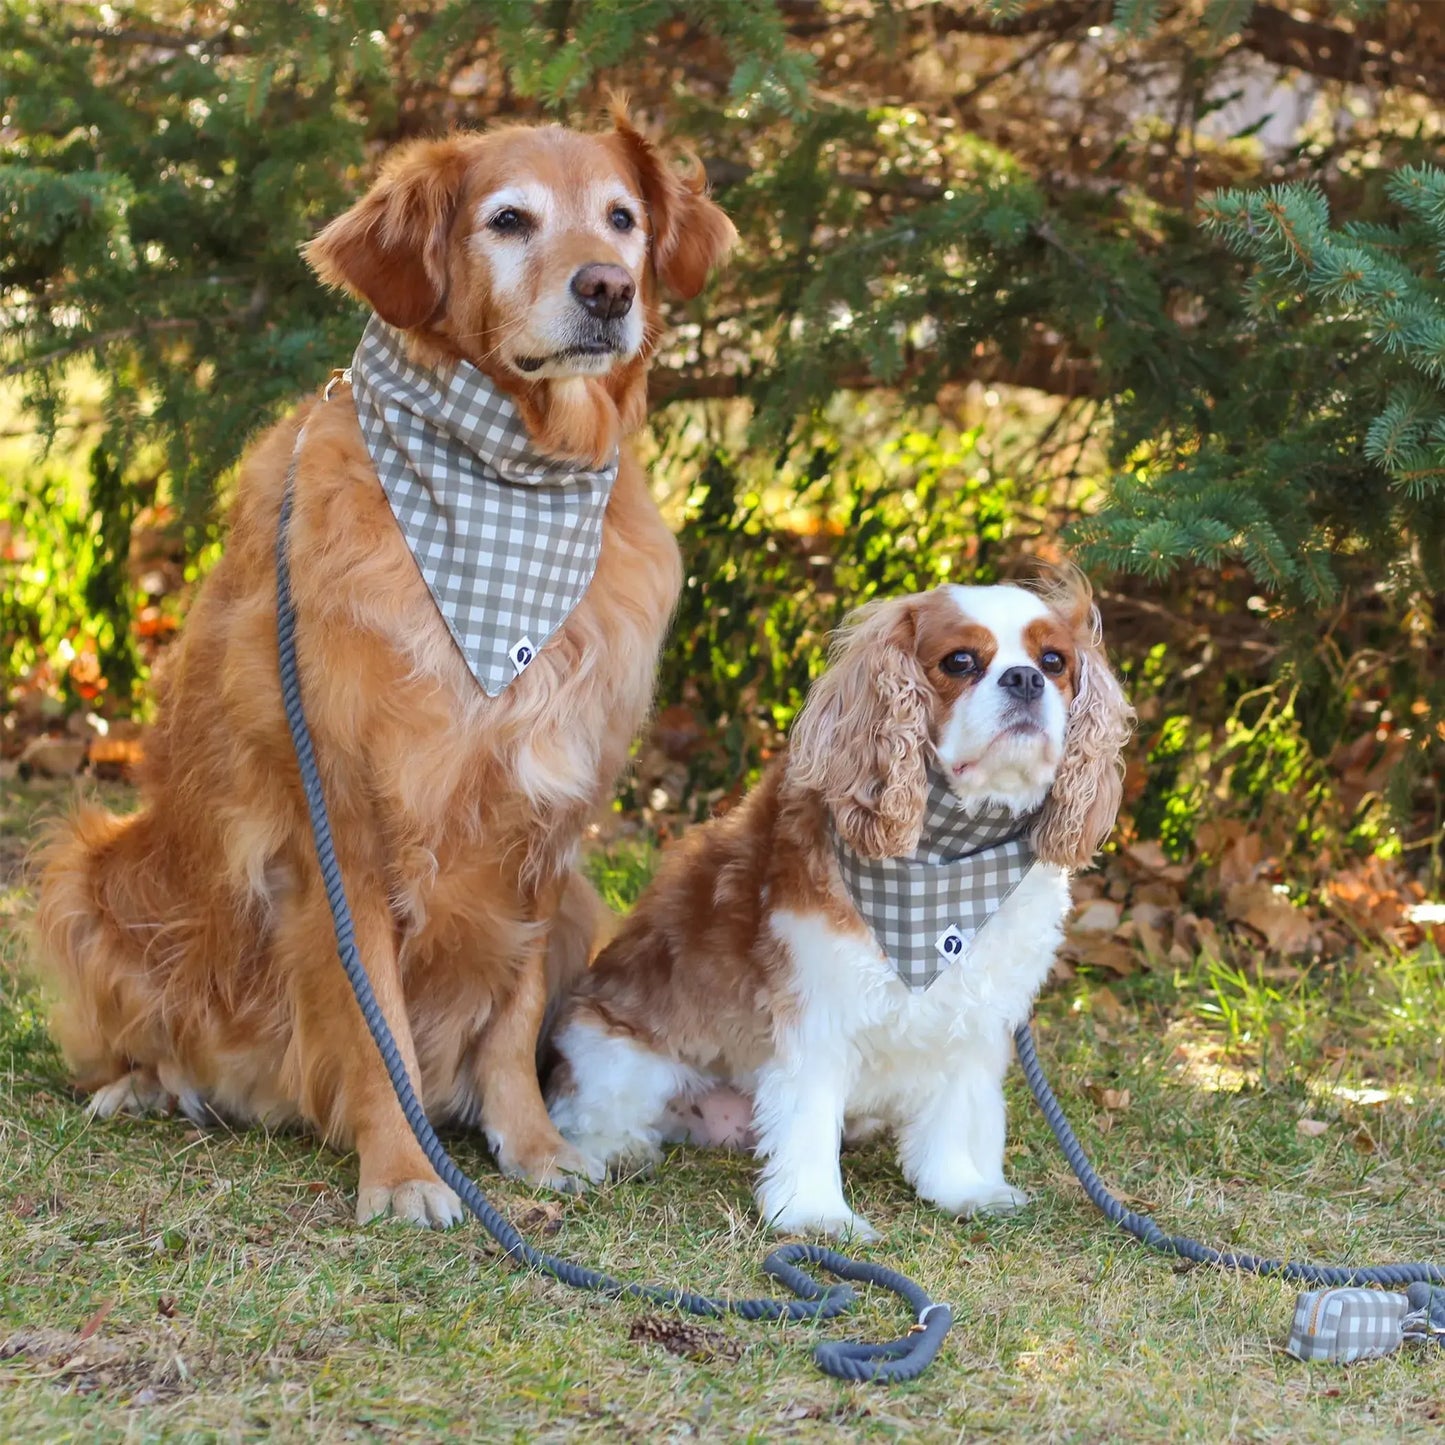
[508,637,537,675]
[935,924,974,963]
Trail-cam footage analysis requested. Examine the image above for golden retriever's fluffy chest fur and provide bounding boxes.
[36,110,735,1224]
[235,395,680,895]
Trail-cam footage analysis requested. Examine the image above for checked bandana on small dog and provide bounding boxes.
[548,576,1134,1240]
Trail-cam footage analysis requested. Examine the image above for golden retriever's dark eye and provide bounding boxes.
[609,206,636,233]
[1040,649,1066,675]
[940,650,978,676]
[489,207,528,234]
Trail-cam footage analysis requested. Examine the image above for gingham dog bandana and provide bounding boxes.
[829,767,1039,991]
[349,315,618,697]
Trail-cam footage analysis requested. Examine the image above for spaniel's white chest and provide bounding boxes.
[768,863,1071,1115]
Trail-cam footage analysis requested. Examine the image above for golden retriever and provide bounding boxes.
[34,108,735,1227]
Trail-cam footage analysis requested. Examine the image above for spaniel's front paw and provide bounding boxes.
[769,1203,881,1244]
[758,1183,881,1243]
[925,1180,1030,1218]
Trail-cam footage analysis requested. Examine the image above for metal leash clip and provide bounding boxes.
[909,1303,949,1335]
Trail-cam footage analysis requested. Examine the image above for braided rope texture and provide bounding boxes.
[1014,1023,1442,1288]
[275,468,952,1384]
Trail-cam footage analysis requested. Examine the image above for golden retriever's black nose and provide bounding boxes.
[999,665,1044,704]
[571,264,635,320]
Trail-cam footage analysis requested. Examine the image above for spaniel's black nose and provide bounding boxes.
[570,264,635,320]
[998,665,1045,704]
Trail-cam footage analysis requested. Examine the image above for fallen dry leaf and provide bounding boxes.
[1071,936,1141,977]
[651,704,705,763]
[77,1301,115,1343]
[1071,899,1123,934]
[1091,986,1126,1024]
[1225,882,1316,956]
[1195,819,1246,857]
[16,734,87,778]
[1296,1118,1330,1138]
[1173,912,1222,960]
[1122,754,1149,803]
[1101,1088,1131,1111]
[516,1200,566,1236]
[1334,733,1410,812]
[1117,918,1167,963]
[1324,857,1413,934]
[1217,833,1266,889]
[1124,840,1190,883]
[1128,901,1173,931]
[1133,879,1184,909]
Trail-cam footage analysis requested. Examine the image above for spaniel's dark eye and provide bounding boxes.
[941,650,978,676]
[489,207,528,234]
[1040,649,1066,675]
[609,205,636,232]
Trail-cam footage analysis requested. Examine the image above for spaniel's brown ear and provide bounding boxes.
[608,102,737,301]
[1030,567,1135,869]
[787,598,931,859]
[304,137,472,330]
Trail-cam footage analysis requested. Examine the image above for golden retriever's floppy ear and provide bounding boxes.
[304,136,471,331]
[608,100,737,301]
[788,598,931,859]
[1030,567,1135,869]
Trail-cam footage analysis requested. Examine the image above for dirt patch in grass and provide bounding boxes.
[1,1316,208,1409]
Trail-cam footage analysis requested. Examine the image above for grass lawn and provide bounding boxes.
[2,777,1442,1442]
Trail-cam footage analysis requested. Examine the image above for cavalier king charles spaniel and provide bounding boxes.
[547,572,1133,1238]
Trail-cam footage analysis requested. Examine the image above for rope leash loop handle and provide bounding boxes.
[275,463,952,1383]
[766,1246,954,1381]
[1014,1022,1443,1288]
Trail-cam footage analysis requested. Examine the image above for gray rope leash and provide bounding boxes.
[275,463,952,1384]
[1014,1021,1442,1287]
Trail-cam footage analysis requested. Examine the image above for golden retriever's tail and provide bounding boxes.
[31,805,171,1089]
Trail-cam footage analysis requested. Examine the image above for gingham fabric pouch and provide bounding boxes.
[1286,1284,1445,1362]
[349,315,618,697]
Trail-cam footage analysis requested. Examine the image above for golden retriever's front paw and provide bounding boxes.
[356,1178,464,1228]
[491,1132,604,1193]
[86,1069,174,1120]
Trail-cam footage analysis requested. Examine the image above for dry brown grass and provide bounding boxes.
[2,778,1442,1442]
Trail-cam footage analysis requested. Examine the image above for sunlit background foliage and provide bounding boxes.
[5,0,1445,904]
